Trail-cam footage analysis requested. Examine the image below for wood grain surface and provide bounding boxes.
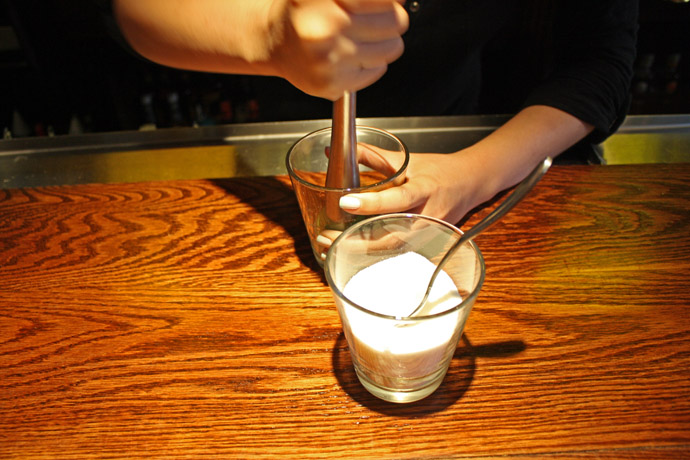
[1,164,689,459]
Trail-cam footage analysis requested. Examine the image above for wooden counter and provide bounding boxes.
[1,164,689,459]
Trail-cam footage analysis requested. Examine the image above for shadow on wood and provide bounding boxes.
[332,333,526,416]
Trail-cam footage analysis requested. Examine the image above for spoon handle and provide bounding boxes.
[406,156,553,318]
[459,156,552,243]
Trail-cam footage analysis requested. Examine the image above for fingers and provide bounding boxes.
[340,184,424,215]
[330,142,406,177]
[348,16,407,43]
[344,2,409,41]
[319,222,410,258]
[290,1,406,44]
[337,0,407,14]
[356,37,404,68]
[357,142,406,174]
[280,0,408,99]
[346,1,408,67]
[348,66,390,95]
[316,229,343,260]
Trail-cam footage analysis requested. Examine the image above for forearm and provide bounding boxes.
[113,0,282,76]
[464,105,594,203]
[337,105,594,225]
[114,0,408,100]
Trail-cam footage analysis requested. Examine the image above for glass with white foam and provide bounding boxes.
[325,214,485,403]
[286,126,408,266]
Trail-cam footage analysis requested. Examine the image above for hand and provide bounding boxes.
[271,0,409,100]
[338,105,596,224]
[315,144,490,259]
[338,145,490,226]
[317,106,595,256]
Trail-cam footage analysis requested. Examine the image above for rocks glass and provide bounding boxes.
[324,214,485,403]
[286,126,408,266]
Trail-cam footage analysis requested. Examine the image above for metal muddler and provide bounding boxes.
[325,91,360,229]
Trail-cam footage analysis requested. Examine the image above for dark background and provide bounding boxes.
[1,0,689,138]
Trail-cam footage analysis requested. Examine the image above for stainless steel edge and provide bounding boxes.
[1,114,688,189]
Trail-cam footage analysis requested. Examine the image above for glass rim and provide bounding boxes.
[285,126,410,193]
[324,213,486,322]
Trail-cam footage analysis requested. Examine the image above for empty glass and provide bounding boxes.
[286,126,408,266]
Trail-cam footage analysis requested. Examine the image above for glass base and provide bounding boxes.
[354,366,448,403]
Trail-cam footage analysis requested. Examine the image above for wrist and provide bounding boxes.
[452,147,509,209]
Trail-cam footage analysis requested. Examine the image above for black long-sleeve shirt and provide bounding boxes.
[358,0,639,143]
[99,0,638,144]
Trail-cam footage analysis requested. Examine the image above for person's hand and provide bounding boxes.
[316,105,595,257]
[314,145,493,260]
[338,145,493,226]
[270,0,409,100]
[338,105,596,223]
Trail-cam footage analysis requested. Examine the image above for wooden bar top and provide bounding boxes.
[1,164,689,459]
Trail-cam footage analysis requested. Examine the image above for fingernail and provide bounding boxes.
[320,252,327,261]
[316,235,332,247]
[339,196,361,210]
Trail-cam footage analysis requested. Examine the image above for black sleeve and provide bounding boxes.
[522,0,639,143]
